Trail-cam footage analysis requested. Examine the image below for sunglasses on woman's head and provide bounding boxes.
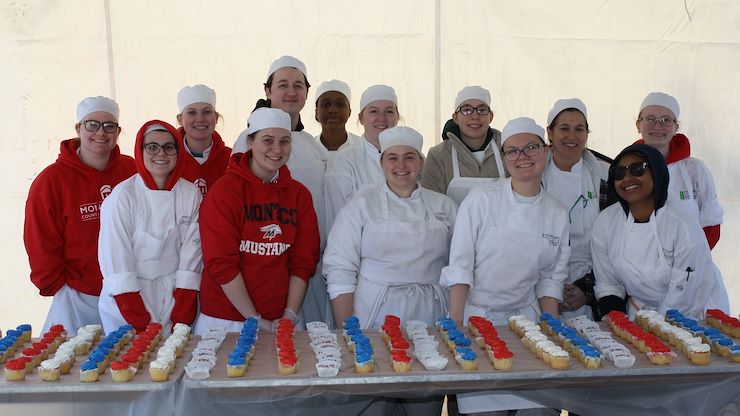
[610,161,649,181]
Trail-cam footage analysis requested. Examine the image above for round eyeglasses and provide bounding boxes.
[142,142,178,156]
[81,120,119,134]
[502,143,545,161]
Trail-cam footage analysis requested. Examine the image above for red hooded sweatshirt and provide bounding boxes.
[199,150,320,321]
[635,133,720,248]
[178,128,231,196]
[24,139,136,296]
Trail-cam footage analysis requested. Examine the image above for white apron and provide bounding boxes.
[42,285,101,337]
[99,191,185,334]
[354,189,450,329]
[446,144,505,206]
[615,214,676,320]
[192,313,245,336]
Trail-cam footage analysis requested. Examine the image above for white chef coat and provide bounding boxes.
[591,201,728,319]
[440,178,570,325]
[323,183,457,329]
[666,157,723,228]
[97,175,203,334]
[314,131,362,158]
[324,138,386,233]
[446,143,505,206]
[542,152,608,283]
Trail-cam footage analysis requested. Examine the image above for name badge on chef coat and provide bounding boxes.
[542,233,560,247]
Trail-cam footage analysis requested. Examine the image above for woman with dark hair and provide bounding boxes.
[98,120,202,333]
[542,98,611,319]
[592,144,728,319]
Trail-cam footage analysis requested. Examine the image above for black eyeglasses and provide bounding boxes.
[502,143,545,161]
[142,142,178,156]
[81,120,119,133]
[610,162,649,181]
[638,116,676,127]
[456,105,491,116]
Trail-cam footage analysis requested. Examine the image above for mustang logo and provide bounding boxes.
[260,224,283,240]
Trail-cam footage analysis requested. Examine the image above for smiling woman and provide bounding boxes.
[541,98,611,320]
[97,120,203,334]
[592,143,730,320]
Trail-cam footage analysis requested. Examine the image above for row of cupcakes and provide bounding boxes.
[404,320,447,371]
[275,319,298,375]
[342,316,374,374]
[706,309,740,338]
[226,318,259,377]
[184,327,227,380]
[436,317,477,371]
[663,309,739,362]
[0,324,34,363]
[379,315,413,373]
[306,321,342,377]
[538,314,604,369]
[604,311,675,365]
[467,316,513,370]
[508,315,569,370]
[148,323,192,382]
[565,316,635,368]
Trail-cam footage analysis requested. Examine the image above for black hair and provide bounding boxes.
[608,144,669,216]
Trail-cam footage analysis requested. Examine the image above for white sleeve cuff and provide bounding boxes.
[175,270,201,291]
[535,279,564,302]
[104,272,141,296]
[440,266,474,288]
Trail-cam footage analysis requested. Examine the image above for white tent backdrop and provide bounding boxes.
[2,0,739,332]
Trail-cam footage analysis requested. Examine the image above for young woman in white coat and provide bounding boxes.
[324,126,457,329]
[442,117,569,416]
[324,125,455,416]
[634,92,723,249]
[542,98,611,320]
[98,120,202,333]
[421,86,506,205]
[593,144,729,319]
[324,84,401,232]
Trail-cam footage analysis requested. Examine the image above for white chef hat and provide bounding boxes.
[143,123,170,137]
[245,107,292,136]
[454,86,491,110]
[177,84,217,113]
[267,55,307,80]
[547,98,588,126]
[77,96,119,122]
[501,117,545,146]
[639,92,680,119]
[315,79,352,103]
[379,126,424,156]
[359,85,398,112]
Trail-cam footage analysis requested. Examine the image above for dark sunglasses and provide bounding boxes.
[610,161,649,181]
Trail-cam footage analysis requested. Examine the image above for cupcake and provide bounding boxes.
[38,358,62,381]
[687,343,711,365]
[79,360,100,382]
[227,355,247,378]
[391,349,413,373]
[4,358,27,381]
[491,348,513,370]
[454,347,477,371]
[354,351,374,374]
[549,348,570,370]
[16,324,32,343]
[110,360,132,382]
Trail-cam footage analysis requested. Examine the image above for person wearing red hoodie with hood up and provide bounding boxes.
[97,120,202,334]
[635,92,724,249]
[24,96,136,336]
[194,107,320,335]
[176,84,231,195]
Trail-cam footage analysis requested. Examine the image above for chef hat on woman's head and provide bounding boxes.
[245,107,292,136]
[359,85,398,112]
[609,143,669,216]
[454,86,491,109]
[547,98,588,126]
[501,117,545,146]
[77,96,119,122]
[177,84,217,113]
[639,92,680,119]
[315,79,352,103]
[267,55,307,80]
[379,126,424,156]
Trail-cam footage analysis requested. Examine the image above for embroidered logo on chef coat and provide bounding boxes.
[542,233,560,247]
[662,248,674,260]
[260,224,283,240]
[193,178,208,195]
